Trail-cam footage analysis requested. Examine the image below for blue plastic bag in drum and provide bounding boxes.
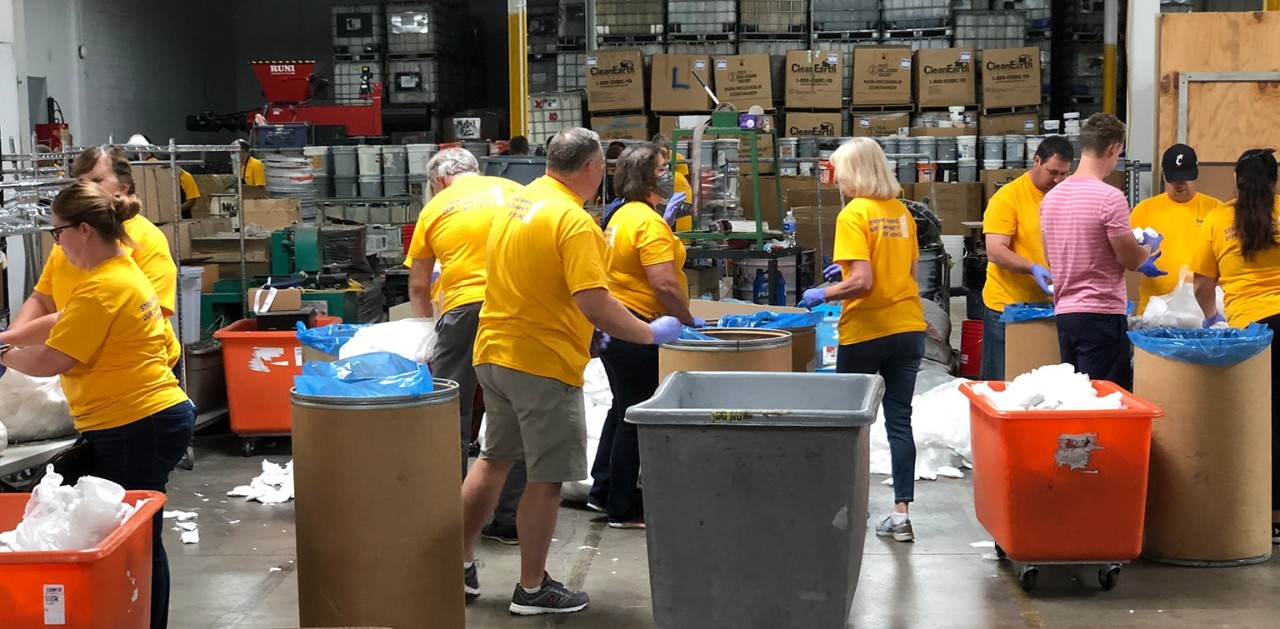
[295,322,368,355]
[998,302,1055,323]
[718,311,825,329]
[1127,324,1274,367]
[294,351,435,397]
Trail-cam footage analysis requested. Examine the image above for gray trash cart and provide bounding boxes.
[627,371,885,629]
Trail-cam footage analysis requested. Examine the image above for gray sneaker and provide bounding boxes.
[464,563,480,602]
[509,573,589,615]
[876,515,915,542]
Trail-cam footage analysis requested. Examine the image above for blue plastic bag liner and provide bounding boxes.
[999,302,1056,323]
[1128,324,1274,366]
[680,328,718,341]
[294,351,435,397]
[296,322,368,355]
[718,311,826,329]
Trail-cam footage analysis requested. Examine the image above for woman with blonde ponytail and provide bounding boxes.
[0,181,194,629]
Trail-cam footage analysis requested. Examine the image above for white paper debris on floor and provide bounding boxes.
[227,460,294,504]
[173,522,198,532]
[870,378,973,481]
[974,364,1124,411]
[180,530,200,544]
[163,510,198,521]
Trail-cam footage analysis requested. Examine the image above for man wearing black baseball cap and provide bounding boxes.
[1129,143,1222,312]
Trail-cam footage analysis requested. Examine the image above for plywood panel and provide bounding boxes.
[1157,12,1280,180]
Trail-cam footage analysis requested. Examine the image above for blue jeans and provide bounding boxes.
[1056,313,1132,392]
[81,401,196,629]
[981,306,1006,381]
[837,332,925,504]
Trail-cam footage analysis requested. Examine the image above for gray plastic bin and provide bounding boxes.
[626,371,885,629]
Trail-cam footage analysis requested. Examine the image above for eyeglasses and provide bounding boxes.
[49,223,82,244]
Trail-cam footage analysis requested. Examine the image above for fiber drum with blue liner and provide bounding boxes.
[627,372,885,628]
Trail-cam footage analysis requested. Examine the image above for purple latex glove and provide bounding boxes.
[662,192,688,225]
[1203,312,1226,328]
[1030,264,1053,295]
[822,263,842,283]
[690,317,707,328]
[590,329,610,356]
[649,316,683,345]
[801,287,827,309]
[1138,251,1168,278]
[1143,231,1164,252]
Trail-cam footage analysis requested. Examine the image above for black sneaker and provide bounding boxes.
[481,521,519,545]
[509,573,589,615]
[464,562,480,602]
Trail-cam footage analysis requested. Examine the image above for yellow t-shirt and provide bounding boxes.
[45,256,189,432]
[1189,198,1280,328]
[1129,191,1220,312]
[146,157,200,202]
[672,171,694,233]
[243,157,266,186]
[474,176,609,387]
[605,201,689,319]
[982,173,1050,311]
[833,197,926,345]
[404,175,521,315]
[673,151,690,177]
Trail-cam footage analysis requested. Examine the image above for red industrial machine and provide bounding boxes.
[187,60,384,138]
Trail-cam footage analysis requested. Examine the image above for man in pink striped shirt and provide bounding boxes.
[1039,114,1162,391]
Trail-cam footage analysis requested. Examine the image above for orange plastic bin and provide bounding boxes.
[0,490,165,628]
[959,381,1163,591]
[214,316,341,455]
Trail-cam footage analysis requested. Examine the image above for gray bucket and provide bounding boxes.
[897,158,917,184]
[627,371,884,629]
[896,136,917,159]
[382,146,408,176]
[331,146,358,178]
[880,136,899,156]
[313,174,333,198]
[958,157,978,182]
[916,136,938,161]
[918,244,949,311]
[334,176,358,198]
[981,137,1003,162]
[797,136,819,159]
[937,137,958,161]
[358,176,383,198]
[383,175,408,196]
[777,137,798,160]
[1003,134,1026,165]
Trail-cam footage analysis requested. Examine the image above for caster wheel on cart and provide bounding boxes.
[1018,566,1038,591]
[994,543,1007,560]
[1099,566,1121,591]
[241,439,256,457]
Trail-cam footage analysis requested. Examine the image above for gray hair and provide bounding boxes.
[426,147,479,181]
[547,128,602,174]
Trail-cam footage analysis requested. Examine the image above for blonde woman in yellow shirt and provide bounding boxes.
[590,143,703,529]
[801,137,926,543]
[0,181,194,629]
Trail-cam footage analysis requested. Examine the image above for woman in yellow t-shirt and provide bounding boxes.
[0,181,194,629]
[1190,148,1280,540]
[589,143,703,528]
[801,137,926,543]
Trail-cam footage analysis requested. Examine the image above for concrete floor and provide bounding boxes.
[167,433,1280,629]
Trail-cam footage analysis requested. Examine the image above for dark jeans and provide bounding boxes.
[1056,313,1132,392]
[837,332,925,504]
[1255,313,1280,512]
[81,400,196,629]
[981,306,1006,381]
[589,336,660,522]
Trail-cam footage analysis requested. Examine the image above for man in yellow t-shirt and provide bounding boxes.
[235,139,266,187]
[1130,144,1221,312]
[980,135,1074,380]
[130,134,202,218]
[460,128,682,614]
[404,146,527,545]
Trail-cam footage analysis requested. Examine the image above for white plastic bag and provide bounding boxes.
[0,370,76,442]
[1137,269,1226,329]
[3,467,138,551]
[339,318,437,363]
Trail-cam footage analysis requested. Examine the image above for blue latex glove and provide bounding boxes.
[606,197,625,213]
[1203,312,1226,328]
[649,316,684,345]
[801,287,827,309]
[1138,251,1168,278]
[822,263,842,283]
[590,329,610,356]
[1030,264,1053,295]
[1143,231,1164,252]
[662,192,688,225]
[690,317,707,328]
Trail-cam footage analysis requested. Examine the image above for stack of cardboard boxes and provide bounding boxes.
[977,47,1043,209]
[586,48,651,141]
[783,50,846,143]
[904,47,982,236]
[848,46,914,138]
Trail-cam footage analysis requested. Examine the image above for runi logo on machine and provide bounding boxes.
[269,64,296,74]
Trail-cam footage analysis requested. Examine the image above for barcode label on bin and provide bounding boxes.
[44,584,66,625]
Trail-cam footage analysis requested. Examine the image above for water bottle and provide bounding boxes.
[782,210,797,247]
[752,269,770,305]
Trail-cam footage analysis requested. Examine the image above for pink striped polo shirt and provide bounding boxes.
[1039,176,1133,315]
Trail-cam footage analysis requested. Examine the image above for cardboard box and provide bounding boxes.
[784,111,843,138]
[651,54,713,113]
[191,234,272,264]
[852,47,913,107]
[244,198,301,230]
[1005,319,1060,379]
[785,50,843,109]
[713,54,773,111]
[191,174,238,218]
[980,47,1041,109]
[851,112,910,137]
[159,218,235,262]
[915,48,976,108]
[908,182,982,235]
[980,112,1040,136]
[586,50,646,112]
[591,114,651,140]
[981,169,1028,204]
[689,298,806,321]
[134,165,180,225]
[248,287,303,313]
[683,266,721,300]
[200,264,220,293]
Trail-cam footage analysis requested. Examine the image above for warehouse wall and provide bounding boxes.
[23,0,82,135]
[229,0,341,111]
[1,0,29,151]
